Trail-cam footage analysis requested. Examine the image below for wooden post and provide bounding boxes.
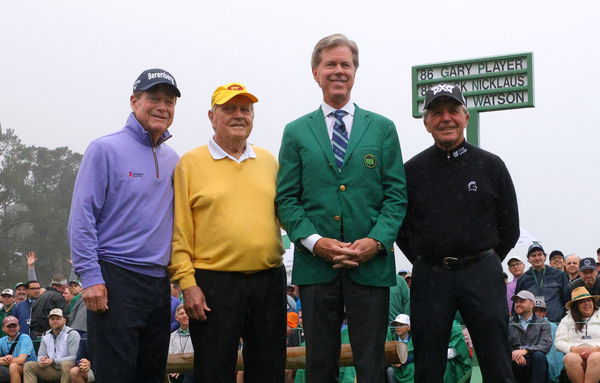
[166,341,402,372]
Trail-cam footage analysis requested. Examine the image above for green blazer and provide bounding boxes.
[276,105,407,286]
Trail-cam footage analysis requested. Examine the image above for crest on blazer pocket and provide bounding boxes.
[363,154,376,169]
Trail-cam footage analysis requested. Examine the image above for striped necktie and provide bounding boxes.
[330,109,349,171]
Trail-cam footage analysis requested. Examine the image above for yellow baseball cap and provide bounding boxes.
[211,82,258,107]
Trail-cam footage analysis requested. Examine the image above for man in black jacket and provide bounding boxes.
[29,274,67,338]
[515,244,569,323]
[509,290,552,383]
[568,257,600,295]
[397,84,519,383]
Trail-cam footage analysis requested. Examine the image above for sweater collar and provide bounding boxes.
[124,113,172,147]
[432,140,470,160]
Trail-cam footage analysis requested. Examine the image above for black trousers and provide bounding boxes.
[189,266,287,383]
[300,271,389,383]
[87,261,171,383]
[411,253,514,383]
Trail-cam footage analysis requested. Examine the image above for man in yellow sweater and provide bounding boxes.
[169,83,286,383]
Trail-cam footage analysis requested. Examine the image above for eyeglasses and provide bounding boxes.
[508,263,522,268]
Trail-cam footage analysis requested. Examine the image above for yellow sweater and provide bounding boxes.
[169,145,284,290]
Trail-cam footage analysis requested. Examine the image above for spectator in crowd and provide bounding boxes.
[389,274,410,322]
[169,283,181,332]
[170,82,286,383]
[276,33,407,382]
[404,273,412,288]
[596,248,600,270]
[508,290,552,383]
[0,291,15,338]
[23,308,80,383]
[14,280,41,335]
[66,281,86,335]
[285,298,301,383]
[533,297,563,383]
[397,83,519,383]
[516,244,569,323]
[507,255,526,312]
[555,287,600,383]
[565,255,581,283]
[69,335,94,383]
[0,316,36,383]
[168,305,192,383]
[568,257,600,296]
[62,289,73,305]
[29,274,67,338]
[387,314,414,383]
[549,250,566,271]
[25,252,38,282]
[68,68,180,383]
[12,281,41,336]
[286,285,301,313]
[14,283,27,304]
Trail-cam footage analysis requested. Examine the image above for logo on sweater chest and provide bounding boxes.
[128,171,144,178]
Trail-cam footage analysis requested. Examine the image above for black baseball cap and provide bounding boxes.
[133,68,181,97]
[527,243,545,256]
[423,83,466,109]
[580,257,597,271]
[549,250,565,260]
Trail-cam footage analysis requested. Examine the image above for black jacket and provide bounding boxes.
[568,277,600,296]
[29,287,67,333]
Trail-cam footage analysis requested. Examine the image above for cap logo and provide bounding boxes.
[133,79,141,90]
[430,84,455,95]
[584,259,592,266]
[227,85,244,90]
[147,72,175,85]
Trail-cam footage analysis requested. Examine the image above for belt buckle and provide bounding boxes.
[442,257,459,269]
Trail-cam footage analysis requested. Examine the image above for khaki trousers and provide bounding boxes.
[23,361,75,383]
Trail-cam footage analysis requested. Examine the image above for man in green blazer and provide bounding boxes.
[276,33,407,383]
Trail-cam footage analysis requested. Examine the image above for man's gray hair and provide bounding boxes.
[311,33,359,69]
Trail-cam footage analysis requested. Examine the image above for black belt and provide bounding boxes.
[423,249,495,270]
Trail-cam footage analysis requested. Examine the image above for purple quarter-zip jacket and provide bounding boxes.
[68,113,179,288]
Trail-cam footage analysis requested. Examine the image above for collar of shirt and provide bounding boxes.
[208,136,256,163]
[518,313,533,329]
[321,101,355,140]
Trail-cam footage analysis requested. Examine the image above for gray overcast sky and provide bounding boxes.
[1,0,598,271]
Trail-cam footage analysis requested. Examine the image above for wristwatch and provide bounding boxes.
[376,241,384,252]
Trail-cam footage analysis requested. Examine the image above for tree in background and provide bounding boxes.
[0,126,82,286]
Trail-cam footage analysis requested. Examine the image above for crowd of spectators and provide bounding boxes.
[2,245,600,383]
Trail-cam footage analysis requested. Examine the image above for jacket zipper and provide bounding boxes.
[151,134,173,179]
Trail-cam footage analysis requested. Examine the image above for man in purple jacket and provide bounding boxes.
[68,69,181,383]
